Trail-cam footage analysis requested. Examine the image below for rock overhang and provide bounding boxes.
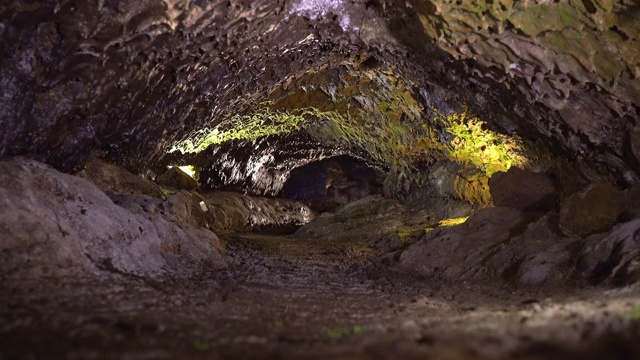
[1,0,639,199]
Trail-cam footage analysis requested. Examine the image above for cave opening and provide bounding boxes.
[2,0,640,359]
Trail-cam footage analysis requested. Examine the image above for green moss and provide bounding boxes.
[396,226,427,240]
[167,63,524,211]
[323,327,348,339]
[509,4,582,36]
[442,111,527,177]
[322,325,365,339]
[169,107,307,154]
[193,342,209,352]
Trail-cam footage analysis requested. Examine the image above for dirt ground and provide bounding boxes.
[2,232,640,360]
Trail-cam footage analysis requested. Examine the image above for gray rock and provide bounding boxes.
[201,191,315,234]
[161,190,216,229]
[489,213,576,286]
[489,167,557,211]
[576,218,640,285]
[0,158,226,281]
[295,195,413,243]
[397,207,524,279]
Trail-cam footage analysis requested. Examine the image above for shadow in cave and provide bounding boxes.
[279,155,386,214]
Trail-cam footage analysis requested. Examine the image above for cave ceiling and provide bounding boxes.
[1,0,639,195]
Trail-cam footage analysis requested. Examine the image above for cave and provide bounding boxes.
[1,0,640,359]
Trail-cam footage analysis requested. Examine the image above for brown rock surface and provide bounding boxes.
[559,182,625,237]
[202,191,315,234]
[398,207,525,280]
[295,195,430,243]
[489,167,558,211]
[76,157,163,198]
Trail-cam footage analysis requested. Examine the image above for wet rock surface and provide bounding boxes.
[202,191,315,234]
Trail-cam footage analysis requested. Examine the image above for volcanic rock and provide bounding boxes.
[201,191,315,234]
[156,167,199,190]
[296,195,419,243]
[77,157,163,198]
[0,158,226,281]
[398,207,525,280]
[489,167,558,211]
[559,182,625,237]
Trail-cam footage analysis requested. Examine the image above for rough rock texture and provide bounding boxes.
[397,205,640,286]
[76,156,163,198]
[202,191,315,234]
[489,167,558,211]
[110,190,217,230]
[559,182,626,237]
[577,217,640,285]
[0,158,226,281]
[413,0,640,184]
[3,0,638,206]
[195,131,340,195]
[295,195,435,243]
[398,207,526,280]
[156,166,199,190]
[383,161,479,218]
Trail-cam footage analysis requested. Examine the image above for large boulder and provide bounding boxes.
[76,157,163,198]
[576,217,640,285]
[156,167,199,190]
[398,206,525,280]
[0,158,226,281]
[559,182,625,237]
[489,167,558,211]
[489,213,576,286]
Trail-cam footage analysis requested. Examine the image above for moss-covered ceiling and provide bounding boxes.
[0,0,639,200]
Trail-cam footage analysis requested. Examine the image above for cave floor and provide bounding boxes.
[2,233,640,360]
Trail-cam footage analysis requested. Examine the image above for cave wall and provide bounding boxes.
[412,0,640,183]
[1,0,639,200]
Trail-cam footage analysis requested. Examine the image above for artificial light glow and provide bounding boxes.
[168,165,197,180]
[437,216,469,227]
[178,166,196,179]
[442,111,528,176]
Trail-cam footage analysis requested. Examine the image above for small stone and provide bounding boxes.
[559,182,624,237]
[489,167,558,211]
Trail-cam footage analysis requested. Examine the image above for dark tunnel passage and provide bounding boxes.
[2,0,640,359]
[280,155,386,213]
